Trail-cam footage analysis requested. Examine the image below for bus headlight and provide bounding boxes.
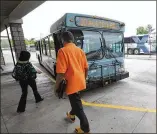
[118,65,125,73]
[118,68,125,73]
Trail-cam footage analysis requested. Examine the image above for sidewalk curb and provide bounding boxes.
[125,58,156,60]
[0,71,12,76]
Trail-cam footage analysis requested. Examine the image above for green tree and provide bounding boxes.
[136,24,154,35]
[146,24,155,33]
[136,26,148,35]
[29,38,35,45]
[24,38,30,45]
[24,38,36,45]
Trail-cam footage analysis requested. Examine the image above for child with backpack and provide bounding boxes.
[12,51,44,113]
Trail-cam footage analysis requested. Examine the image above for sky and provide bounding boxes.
[1,1,156,39]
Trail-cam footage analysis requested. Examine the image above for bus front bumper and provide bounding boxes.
[86,71,129,89]
[115,71,129,81]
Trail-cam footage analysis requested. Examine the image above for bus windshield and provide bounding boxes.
[70,30,103,60]
[103,32,123,57]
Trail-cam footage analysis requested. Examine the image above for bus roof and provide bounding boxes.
[66,13,125,24]
[124,34,149,38]
[50,13,125,33]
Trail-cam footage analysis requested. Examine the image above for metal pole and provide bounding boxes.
[148,32,151,58]
[126,43,128,57]
[5,25,16,66]
[149,36,151,58]
[147,26,154,58]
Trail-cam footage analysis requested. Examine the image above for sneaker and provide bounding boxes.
[66,112,75,123]
[75,127,90,134]
[36,98,44,103]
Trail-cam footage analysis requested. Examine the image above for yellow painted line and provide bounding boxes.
[81,100,156,113]
[33,64,156,113]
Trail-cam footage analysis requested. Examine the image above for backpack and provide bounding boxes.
[12,62,37,81]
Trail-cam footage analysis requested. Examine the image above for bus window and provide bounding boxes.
[49,35,56,59]
[42,39,48,55]
[103,32,123,57]
[37,42,39,50]
[69,30,83,49]
[41,40,44,54]
[70,30,103,60]
[45,37,50,56]
[35,42,37,50]
[36,41,40,51]
[76,40,82,48]
[42,39,45,55]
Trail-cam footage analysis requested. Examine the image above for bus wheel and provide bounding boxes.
[127,49,133,55]
[134,49,139,55]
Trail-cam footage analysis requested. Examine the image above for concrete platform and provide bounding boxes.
[1,56,156,133]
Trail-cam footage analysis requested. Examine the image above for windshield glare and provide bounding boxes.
[103,32,123,57]
[70,30,103,60]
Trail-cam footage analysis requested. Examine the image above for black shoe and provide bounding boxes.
[36,98,44,103]
[17,110,25,113]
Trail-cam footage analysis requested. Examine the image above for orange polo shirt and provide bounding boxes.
[56,43,88,95]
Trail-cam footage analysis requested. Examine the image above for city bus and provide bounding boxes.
[124,33,156,55]
[35,13,129,89]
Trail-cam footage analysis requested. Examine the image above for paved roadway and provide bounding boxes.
[1,50,156,133]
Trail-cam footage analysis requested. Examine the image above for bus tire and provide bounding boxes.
[127,49,133,55]
[133,48,140,55]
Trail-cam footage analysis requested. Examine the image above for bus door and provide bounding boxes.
[47,35,57,76]
[53,32,63,53]
[51,32,63,77]
[35,41,41,62]
[41,38,49,65]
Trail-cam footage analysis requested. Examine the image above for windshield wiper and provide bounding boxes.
[105,47,121,64]
[87,47,103,60]
[86,50,98,55]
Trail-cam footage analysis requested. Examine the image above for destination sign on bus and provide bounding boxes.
[75,17,121,30]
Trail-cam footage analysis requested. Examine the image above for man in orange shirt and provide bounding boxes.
[55,31,90,133]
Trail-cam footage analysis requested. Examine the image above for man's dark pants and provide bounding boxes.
[68,92,90,132]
